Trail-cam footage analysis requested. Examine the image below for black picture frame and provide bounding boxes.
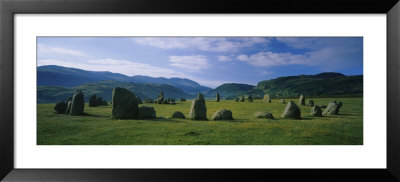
[1,0,399,181]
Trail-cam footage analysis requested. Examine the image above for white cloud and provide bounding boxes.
[38,58,190,78]
[134,37,270,52]
[169,55,210,72]
[217,55,232,62]
[38,44,90,58]
[237,51,309,66]
[275,37,321,49]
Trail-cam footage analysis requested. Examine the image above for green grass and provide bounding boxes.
[37,98,363,145]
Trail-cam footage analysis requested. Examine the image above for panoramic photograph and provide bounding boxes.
[37,37,363,145]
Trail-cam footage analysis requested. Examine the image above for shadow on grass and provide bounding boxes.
[81,113,109,118]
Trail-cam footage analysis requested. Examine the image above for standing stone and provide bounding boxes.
[211,109,233,120]
[281,101,301,119]
[111,87,139,119]
[156,91,164,104]
[279,99,286,104]
[216,93,220,102]
[263,94,271,103]
[102,100,108,106]
[253,111,274,119]
[96,97,104,106]
[189,93,207,120]
[323,101,342,115]
[54,101,67,114]
[65,101,72,114]
[307,100,314,107]
[180,98,186,102]
[169,98,176,105]
[235,97,239,102]
[240,96,245,102]
[299,95,306,106]
[138,106,156,119]
[171,111,185,119]
[70,90,85,116]
[311,105,322,117]
[89,94,97,107]
[247,95,253,102]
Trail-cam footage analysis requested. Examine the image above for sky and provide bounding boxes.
[37,37,363,88]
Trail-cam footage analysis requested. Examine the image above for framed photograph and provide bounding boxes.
[1,0,399,181]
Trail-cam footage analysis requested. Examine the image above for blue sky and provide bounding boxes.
[37,37,363,88]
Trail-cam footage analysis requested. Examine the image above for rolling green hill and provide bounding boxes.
[254,72,363,98]
[37,65,211,95]
[204,83,256,99]
[37,80,192,103]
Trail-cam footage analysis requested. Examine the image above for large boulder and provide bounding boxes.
[235,97,239,102]
[54,101,67,114]
[299,95,306,106]
[70,90,85,115]
[156,91,164,104]
[281,101,301,119]
[89,94,97,107]
[189,93,207,120]
[169,98,176,105]
[65,101,72,114]
[311,105,322,117]
[279,99,286,104]
[171,111,185,119]
[180,98,186,102]
[253,111,274,119]
[307,100,314,107]
[111,87,139,119]
[247,95,253,102]
[138,106,156,119]
[263,94,271,103]
[323,101,342,115]
[240,96,245,102]
[216,93,220,102]
[162,99,169,104]
[211,109,233,120]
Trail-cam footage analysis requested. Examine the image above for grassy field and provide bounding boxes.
[37,98,363,145]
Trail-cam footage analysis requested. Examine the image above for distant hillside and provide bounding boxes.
[37,65,211,95]
[254,72,363,98]
[204,83,255,99]
[37,80,193,103]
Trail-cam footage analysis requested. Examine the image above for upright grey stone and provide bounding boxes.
[156,91,164,104]
[235,97,239,102]
[70,90,85,115]
[247,95,253,102]
[307,100,314,107]
[111,87,139,119]
[279,99,286,104]
[311,105,322,117]
[240,96,245,102]
[216,93,220,102]
[211,109,233,120]
[299,95,306,106]
[281,101,301,119]
[263,94,271,103]
[189,93,207,120]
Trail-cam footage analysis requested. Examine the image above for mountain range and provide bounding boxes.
[37,65,363,103]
